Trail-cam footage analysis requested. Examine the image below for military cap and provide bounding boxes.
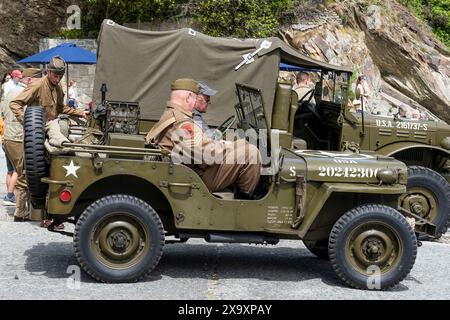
[22,68,42,78]
[197,81,217,96]
[171,78,200,94]
[48,56,66,75]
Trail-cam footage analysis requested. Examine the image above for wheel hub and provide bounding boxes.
[353,229,393,267]
[402,194,430,218]
[97,220,141,260]
[109,230,131,251]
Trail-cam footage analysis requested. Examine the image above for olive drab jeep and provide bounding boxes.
[26,82,425,290]
[24,20,439,289]
[91,20,450,239]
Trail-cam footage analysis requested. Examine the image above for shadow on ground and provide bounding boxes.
[23,241,411,291]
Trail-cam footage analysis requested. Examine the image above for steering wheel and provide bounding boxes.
[212,115,236,140]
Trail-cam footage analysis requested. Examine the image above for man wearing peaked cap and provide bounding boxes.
[146,78,261,199]
[192,81,217,138]
[10,55,88,125]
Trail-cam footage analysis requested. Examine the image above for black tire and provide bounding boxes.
[303,240,329,260]
[404,166,450,239]
[329,204,417,290]
[74,194,165,283]
[23,106,48,208]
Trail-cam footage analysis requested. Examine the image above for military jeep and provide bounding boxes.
[24,21,439,289]
[92,20,449,238]
[25,81,425,290]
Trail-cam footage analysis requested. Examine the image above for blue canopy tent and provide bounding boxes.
[279,62,320,73]
[18,42,96,94]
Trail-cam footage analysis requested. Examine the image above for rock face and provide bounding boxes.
[281,0,450,122]
[0,0,71,76]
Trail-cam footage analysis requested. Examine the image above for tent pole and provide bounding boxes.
[66,64,69,102]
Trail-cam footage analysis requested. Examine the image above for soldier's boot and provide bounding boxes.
[13,189,30,220]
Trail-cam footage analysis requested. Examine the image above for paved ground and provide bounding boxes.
[0,148,449,300]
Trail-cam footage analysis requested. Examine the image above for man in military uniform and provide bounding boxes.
[146,78,261,198]
[192,81,216,138]
[9,56,86,228]
[10,55,88,124]
[1,68,42,221]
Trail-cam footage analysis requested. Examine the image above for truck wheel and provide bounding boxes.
[303,240,329,260]
[23,106,48,208]
[329,204,417,290]
[401,166,450,239]
[73,194,165,283]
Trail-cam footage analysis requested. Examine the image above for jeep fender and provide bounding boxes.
[297,182,406,238]
[376,142,450,159]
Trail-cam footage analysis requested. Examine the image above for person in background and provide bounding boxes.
[67,80,78,109]
[3,70,22,97]
[2,68,42,220]
[1,73,12,99]
[294,72,315,104]
[355,74,371,112]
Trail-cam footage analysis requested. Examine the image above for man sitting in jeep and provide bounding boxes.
[145,78,261,199]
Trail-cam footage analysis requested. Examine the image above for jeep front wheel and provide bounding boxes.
[401,166,450,239]
[329,204,417,290]
[74,195,165,282]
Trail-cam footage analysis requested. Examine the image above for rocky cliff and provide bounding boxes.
[0,0,71,76]
[281,0,450,122]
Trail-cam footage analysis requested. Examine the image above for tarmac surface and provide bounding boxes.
[0,147,449,300]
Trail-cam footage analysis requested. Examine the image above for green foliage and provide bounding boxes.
[59,29,84,39]
[81,0,186,38]
[193,0,296,38]
[82,0,296,39]
[398,0,449,48]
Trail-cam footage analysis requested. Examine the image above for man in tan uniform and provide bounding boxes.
[146,78,261,198]
[10,56,86,228]
[10,56,88,124]
[1,68,42,221]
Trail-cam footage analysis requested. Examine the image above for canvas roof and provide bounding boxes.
[94,20,351,126]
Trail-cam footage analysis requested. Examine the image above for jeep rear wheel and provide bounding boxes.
[401,166,450,239]
[329,204,417,290]
[303,240,329,260]
[74,195,165,283]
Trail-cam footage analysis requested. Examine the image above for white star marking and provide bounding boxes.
[63,160,80,178]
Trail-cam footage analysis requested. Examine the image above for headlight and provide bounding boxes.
[376,168,398,184]
[441,137,450,150]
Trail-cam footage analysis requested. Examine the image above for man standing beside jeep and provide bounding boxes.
[146,78,261,199]
[9,55,88,124]
[9,56,88,228]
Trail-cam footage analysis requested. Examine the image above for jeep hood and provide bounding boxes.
[282,149,407,184]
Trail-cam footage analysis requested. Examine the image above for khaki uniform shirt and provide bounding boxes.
[10,76,84,124]
[146,101,230,173]
[1,83,26,142]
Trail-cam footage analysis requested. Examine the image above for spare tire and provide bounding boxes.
[24,106,48,208]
